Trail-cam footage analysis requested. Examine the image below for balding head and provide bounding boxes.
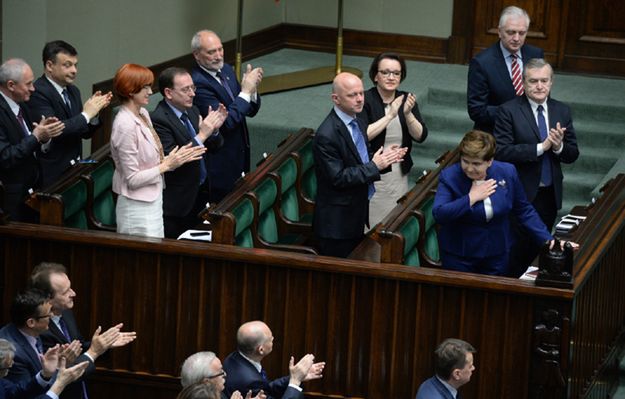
[192,30,224,72]
[331,72,364,117]
[236,320,274,361]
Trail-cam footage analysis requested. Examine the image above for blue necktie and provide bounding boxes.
[216,71,235,101]
[62,88,72,111]
[35,337,43,354]
[180,113,208,185]
[260,367,268,382]
[536,105,553,186]
[59,317,72,341]
[16,108,29,136]
[349,119,375,200]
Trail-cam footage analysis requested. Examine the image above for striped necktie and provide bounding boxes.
[510,53,524,96]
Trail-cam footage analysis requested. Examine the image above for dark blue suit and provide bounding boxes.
[222,351,289,399]
[0,377,47,399]
[28,76,99,187]
[313,108,380,257]
[433,161,552,275]
[467,42,544,133]
[0,323,95,399]
[191,63,260,203]
[415,376,455,399]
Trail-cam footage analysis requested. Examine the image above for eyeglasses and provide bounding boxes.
[207,370,226,379]
[175,85,196,94]
[378,70,401,78]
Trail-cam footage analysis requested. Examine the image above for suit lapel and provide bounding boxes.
[40,76,72,118]
[333,111,362,163]
[0,96,26,141]
[47,320,69,343]
[519,97,541,141]
[493,44,514,93]
[197,67,232,104]
[162,102,194,144]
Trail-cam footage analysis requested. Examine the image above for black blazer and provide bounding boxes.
[150,99,223,217]
[493,95,579,209]
[312,109,380,240]
[467,42,544,133]
[0,94,40,221]
[28,76,99,187]
[222,351,289,399]
[359,87,428,175]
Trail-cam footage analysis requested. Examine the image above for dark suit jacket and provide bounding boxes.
[150,100,223,217]
[312,109,380,240]
[467,41,544,132]
[191,63,260,197]
[433,161,552,259]
[222,351,289,399]
[27,76,99,187]
[0,376,47,399]
[0,94,40,221]
[358,87,428,175]
[415,376,455,399]
[493,96,579,209]
[0,323,95,399]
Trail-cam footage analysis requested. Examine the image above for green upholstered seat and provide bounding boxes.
[231,197,254,248]
[253,177,302,245]
[399,214,421,267]
[297,140,317,201]
[276,158,300,222]
[90,159,116,226]
[419,196,440,263]
[62,180,88,230]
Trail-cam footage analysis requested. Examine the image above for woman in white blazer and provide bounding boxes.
[110,64,204,238]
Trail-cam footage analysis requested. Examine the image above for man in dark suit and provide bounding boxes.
[415,339,476,399]
[494,58,579,276]
[222,321,324,399]
[313,72,407,258]
[0,58,64,222]
[0,338,89,399]
[28,262,137,399]
[151,67,227,238]
[181,350,313,399]
[191,30,263,203]
[467,6,544,133]
[27,41,112,187]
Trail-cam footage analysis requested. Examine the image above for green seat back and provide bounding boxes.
[276,158,300,222]
[62,180,88,230]
[254,178,279,244]
[91,160,116,226]
[231,198,254,248]
[399,215,421,267]
[298,140,317,201]
[421,197,440,262]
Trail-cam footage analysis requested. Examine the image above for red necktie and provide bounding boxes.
[511,53,524,96]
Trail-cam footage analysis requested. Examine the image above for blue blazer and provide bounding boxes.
[493,95,579,209]
[27,76,99,187]
[415,376,455,399]
[0,376,47,399]
[222,351,289,399]
[433,161,552,259]
[191,63,260,197]
[467,42,544,133]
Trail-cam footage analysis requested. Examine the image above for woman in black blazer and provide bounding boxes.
[359,52,428,227]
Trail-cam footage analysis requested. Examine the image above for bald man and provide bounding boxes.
[222,321,325,399]
[312,72,407,257]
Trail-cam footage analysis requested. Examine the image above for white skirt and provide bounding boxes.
[116,194,164,238]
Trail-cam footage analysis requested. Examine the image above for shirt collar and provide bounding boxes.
[45,75,66,96]
[0,91,20,116]
[527,97,548,113]
[238,351,262,373]
[436,376,458,399]
[197,62,219,79]
[499,42,516,59]
[165,100,186,120]
[333,106,356,128]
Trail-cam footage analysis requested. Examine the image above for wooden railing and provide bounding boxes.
[1,173,625,399]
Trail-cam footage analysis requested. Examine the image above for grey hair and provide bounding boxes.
[0,58,29,85]
[191,30,217,52]
[523,58,553,79]
[0,339,16,364]
[498,6,530,29]
[180,351,217,388]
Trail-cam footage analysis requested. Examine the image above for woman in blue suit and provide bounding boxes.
[433,130,552,275]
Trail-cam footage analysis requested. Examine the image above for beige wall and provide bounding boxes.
[284,0,453,38]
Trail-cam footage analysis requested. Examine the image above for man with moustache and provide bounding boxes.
[28,40,112,187]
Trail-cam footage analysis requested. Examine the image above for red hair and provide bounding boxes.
[113,63,154,100]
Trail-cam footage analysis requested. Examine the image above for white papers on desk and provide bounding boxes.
[178,230,212,241]
[520,266,539,281]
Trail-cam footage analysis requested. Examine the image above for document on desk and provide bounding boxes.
[178,230,212,242]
